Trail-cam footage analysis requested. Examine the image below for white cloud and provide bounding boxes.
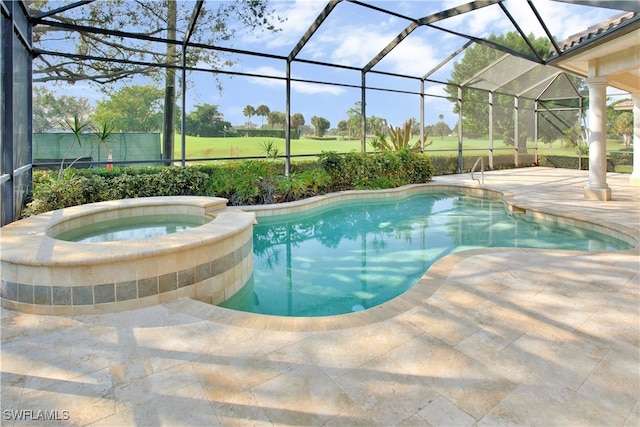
[241,0,328,50]
[330,31,392,67]
[245,65,286,79]
[424,83,449,97]
[528,0,615,41]
[291,80,344,95]
[242,65,344,95]
[377,36,440,76]
[33,81,105,106]
[300,19,444,77]
[437,1,509,37]
[439,0,615,42]
[305,19,411,69]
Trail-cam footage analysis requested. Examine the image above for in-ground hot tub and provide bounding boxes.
[0,196,255,315]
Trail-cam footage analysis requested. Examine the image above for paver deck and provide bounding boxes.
[1,167,638,426]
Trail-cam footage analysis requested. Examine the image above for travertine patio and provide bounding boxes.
[1,167,638,426]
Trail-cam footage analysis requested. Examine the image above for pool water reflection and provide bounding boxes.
[55,214,212,242]
[220,193,631,316]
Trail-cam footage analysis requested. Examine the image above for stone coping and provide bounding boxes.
[0,196,255,314]
[0,196,243,266]
[218,182,638,331]
[242,183,639,248]
[1,183,637,322]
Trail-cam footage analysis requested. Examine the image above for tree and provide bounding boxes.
[291,113,305,131]
[445,32,551,143]
[434,120,451,140]
[267,111,286,129]
[613,112,633,148]
[311,116,330,137]
[185,103,231,137]
[30,1,283,161]
[32,86,93,132]
[92,85,165,132]
[243,105,256,127]
[255,105,270,127]
[346,102,362,139]
[337,120,348,139]
[367,116,388,136]
[437,114,445,140]
[607,98,632,140]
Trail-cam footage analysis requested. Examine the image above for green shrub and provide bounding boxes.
[236,129,301,139]
[205,161,281,205]
[22,170,108,217]
[23,151,434,216]
[610,150,633,166]
[277,168,331,202]
[318,150,434,191]
[302,135,337,141]
[430,155,459,176]
[538,155,589,170]
[538,154,617,172]
[23,166,208,216]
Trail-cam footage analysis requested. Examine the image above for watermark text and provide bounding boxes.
[3,409,70,421]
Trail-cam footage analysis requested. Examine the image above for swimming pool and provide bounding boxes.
[0,196,254,315]
[220,191,632,317]
[55,214,212,242]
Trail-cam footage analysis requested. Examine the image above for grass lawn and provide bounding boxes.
[174,134,631,169]
[175,135,519,159]
[174,135,361,159]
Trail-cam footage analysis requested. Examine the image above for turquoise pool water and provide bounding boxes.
[56,214,211,242]
[220,192,632,317]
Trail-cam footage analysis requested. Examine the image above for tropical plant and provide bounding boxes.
[371,120,422,152]
[259,140,281,160]
[57,115,114,180]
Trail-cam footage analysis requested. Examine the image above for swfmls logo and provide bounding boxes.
[3,409,70,421]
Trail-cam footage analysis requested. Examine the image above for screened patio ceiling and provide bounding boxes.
[28,0,639,103]
[2,0,639,226]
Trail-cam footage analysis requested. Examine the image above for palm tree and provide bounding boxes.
[243,105,256,128]
[255,105,270,127]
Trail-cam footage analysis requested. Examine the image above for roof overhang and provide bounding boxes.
[547,14,640,93]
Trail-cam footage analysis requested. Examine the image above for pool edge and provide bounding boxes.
[198,182,638,331]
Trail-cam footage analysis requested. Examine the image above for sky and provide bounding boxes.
[35,0,626,131]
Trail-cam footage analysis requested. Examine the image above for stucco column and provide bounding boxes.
[630,92,640,186]
[584,77,611,201]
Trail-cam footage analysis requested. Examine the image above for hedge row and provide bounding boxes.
[31,148,627,218]
[302,136,338,141]
[318,150,434,191]
[538,155,590,170]
[23,150,435,217]
[234,129,301,139]
[24,167,211,217]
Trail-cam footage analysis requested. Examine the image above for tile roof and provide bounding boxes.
[551,11,638,56]
[613,99,633,110]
